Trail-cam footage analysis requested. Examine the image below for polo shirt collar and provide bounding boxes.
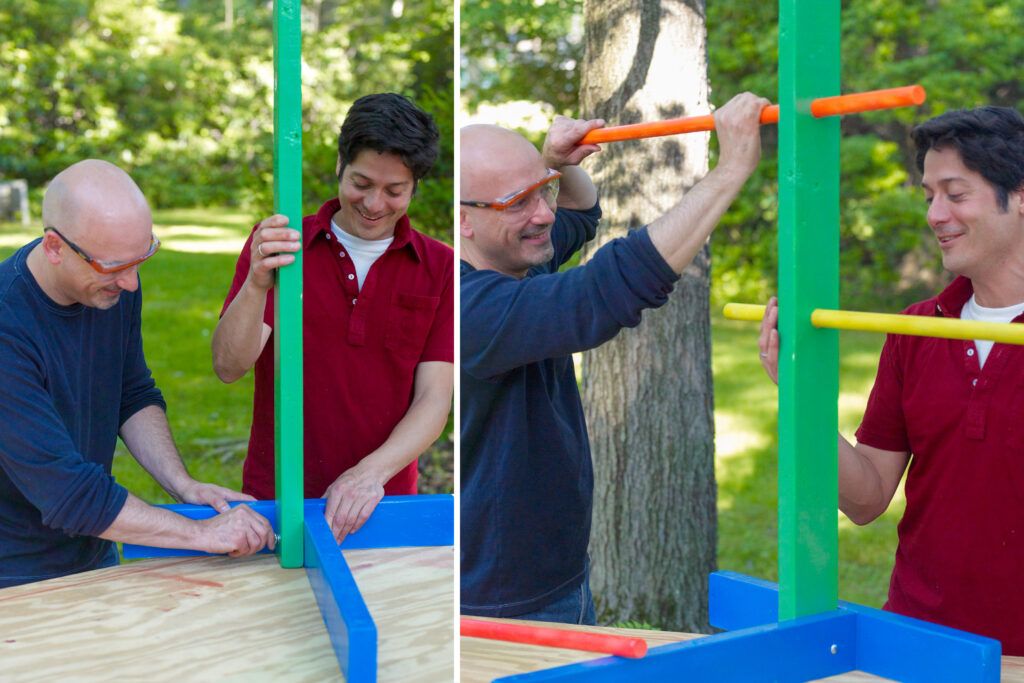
[934,275,974,318]
[309,198,422,261]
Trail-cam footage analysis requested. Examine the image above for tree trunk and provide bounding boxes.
[580,0,716,632]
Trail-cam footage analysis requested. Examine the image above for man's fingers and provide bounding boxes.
[255,254,296,271]
[349,499,377,534]
[257,238,301,254]
[324,489,342,530]
[256,214,290,229]
[330,496,357,543]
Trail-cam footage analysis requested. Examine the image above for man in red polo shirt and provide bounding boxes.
[759,106,1024,654]
[212,93,454,543]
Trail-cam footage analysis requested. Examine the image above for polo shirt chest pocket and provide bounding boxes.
[385,292,440,360]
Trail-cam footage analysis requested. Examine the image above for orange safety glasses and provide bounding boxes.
[45,227,161,274]
[460,169,561,212]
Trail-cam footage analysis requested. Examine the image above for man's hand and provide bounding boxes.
[542,115,605,169]
[323,469,385,544]
[197,505,276,557]
[178,480,256,514]
[758,296,780,385]
[713,92,771,180]
[247,214,301,291]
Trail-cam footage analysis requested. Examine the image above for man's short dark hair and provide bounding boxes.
[337,93,439,182]
[913,106,1024,211]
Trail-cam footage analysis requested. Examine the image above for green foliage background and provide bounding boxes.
[461,0,1024,309]
[0,0,454,240]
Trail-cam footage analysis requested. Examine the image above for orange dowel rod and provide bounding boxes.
[460,618,649,658]
[810,85,926,118]
[579,85,925,144]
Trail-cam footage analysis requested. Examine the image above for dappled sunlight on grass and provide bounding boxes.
[713,315,906,606]
[153,232,247,254]
[152,206,254,229]
[0,223,40,248]
[154,207,254,254]
[715,412,770,461]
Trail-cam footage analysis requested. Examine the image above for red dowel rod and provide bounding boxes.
[460,617,648,658]
[579,84,925,144]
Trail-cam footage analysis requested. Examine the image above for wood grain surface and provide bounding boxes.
[0,545,453,682]
[461,618,1024,683]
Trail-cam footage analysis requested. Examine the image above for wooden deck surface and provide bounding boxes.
[0,545,453,682]
[462,618,1024,682]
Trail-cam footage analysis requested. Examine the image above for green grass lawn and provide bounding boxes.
[713,315,906,608]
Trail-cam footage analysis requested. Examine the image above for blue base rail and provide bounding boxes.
[305,511,378,682]
[121,494,454,683]
[496,571,1000,683]
[122,494,454,558]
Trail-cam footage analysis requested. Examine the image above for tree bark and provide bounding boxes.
[580,0,717,632]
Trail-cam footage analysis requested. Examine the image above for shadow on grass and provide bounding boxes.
[713,313,906,609]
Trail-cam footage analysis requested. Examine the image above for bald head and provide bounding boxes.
[42,160,151,250]
[460,125,546,202]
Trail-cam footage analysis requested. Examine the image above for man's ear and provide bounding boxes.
[459,208,474,239]
[41,231,65,265]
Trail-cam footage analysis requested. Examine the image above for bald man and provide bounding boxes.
[0,160,275,589]
[460,92,769,624]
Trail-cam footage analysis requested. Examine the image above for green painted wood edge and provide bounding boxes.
[777,0,840,619]
[273,0,303,569]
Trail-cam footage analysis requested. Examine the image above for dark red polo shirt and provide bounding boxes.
[221,198,454,500]
[856,275,1024,654]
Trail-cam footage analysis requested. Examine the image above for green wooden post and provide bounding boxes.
[273,0,303,568]
[777,0,840,619]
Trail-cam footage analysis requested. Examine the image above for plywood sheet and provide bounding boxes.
[0,555,337,682]
[461,618,1024,683]
[346,546,454,682]
[0,545,454,683]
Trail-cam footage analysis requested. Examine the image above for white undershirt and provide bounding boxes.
[330,220,393,290]
[960,294,1024,368]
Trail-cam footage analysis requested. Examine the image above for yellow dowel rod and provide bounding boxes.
[722,303,1024,346]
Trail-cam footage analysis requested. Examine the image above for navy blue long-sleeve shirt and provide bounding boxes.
[460,204,680,616]
[0,241,165,587]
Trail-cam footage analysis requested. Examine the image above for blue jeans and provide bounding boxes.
[511,561,596,625]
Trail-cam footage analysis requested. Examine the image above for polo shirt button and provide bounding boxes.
[352,298,357,305]
[347,274,355,280]
[972,378,978,387]
[967,348,975,356]
[326,233,331,240]
[339,251,346,257]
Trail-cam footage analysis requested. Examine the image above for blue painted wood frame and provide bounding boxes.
[500,571,999,682]
[122,494,454,559]
[492,611,858,682]
[305,510,377,682]
[122,495,453,682]
[709,571,1001,683]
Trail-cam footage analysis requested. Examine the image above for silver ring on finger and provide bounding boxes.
[759,352,768,359]
[257,243,265,258]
